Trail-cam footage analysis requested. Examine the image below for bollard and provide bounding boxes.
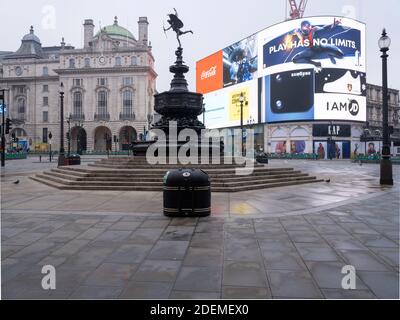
[39,155,42,162]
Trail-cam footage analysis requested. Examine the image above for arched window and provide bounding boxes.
[122,90,133,114]
[42,66,48,76]
[17,97,26,114]
[73,92,83,115]
[131,56,137,66]
[97,91,108,115]
[69,58,75,68]
[84,58,90,67]
[115,57,122,66]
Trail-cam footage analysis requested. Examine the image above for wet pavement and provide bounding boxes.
[1,159,399,299]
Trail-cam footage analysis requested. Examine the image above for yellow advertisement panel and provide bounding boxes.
[228,87,250,121]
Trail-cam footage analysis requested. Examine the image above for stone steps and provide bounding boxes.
[30,174,321,192]
[38,172,313,187]
[31,157,323,192]
[43,169,309,183]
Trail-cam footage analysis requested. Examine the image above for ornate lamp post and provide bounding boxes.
[378,29,393,185]
[239,93,246,157]
[58,82,65,166]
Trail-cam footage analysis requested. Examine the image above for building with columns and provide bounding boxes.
[0,16,157,153]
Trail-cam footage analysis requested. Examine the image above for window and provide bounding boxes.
[122,90,133,114]
[73,79,82,87]
[43,85,48,92]
[131,56,137,66]
[123,77,133,86]
[69,58,75,68]
[84,58,90,68]
[43,97,48,106]
[42,66,48,76]
[115,57,122,66]
[43,111,48,123]
[43,128,48,143]
[97,91,108,114]
[73,92,83,115]
[16,86,25,94]
[97,78,107,86]
[17,97,25,114]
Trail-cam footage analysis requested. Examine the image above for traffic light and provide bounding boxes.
[5,118,12,134]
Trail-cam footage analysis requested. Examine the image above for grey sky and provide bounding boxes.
[1,0,399,91]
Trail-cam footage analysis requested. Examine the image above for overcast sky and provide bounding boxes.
[1,0,399,92]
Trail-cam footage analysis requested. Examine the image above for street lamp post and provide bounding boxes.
[378,29,393,185]
[239,93,245,157]
[66,116,71,157]
[0,89,5,167]
[58,83,65,166]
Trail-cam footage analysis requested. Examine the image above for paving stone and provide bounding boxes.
[321,288,376,299]
[51,239,90,257]
[222,286,271,299]
[77,228,106,240]
[10,241,60,262]
[338,249,391,272]
[1,245,24,259]
[119,281,173,299]
[109,221,142,231]
[148,240,189,260]
[83,263,138,287]
[174,266,221,292]
[356,234,398,248]
[169,290,220,299]
[3,232,47,246]
[189,233,223,249]
[287,230,325,243]
[183,247,223,267]
[161,226,195,241]
[268,270,322,299]
[263,250,307,271]
[133,260,181,282]
[62,247,115,269]
[370,248,399,268]
[259,239,296,253]
[105,244,152,264]
[306,261,368,290]
[91,230,132,243]
[1,228,28,239]
[140,220,170,229]
[223,261,267,287]
[224,238,262,262]
[295,243,342,262]
[358,271,399,299]
[45,230,81,243]
[69,286,123,299]
[129,228,164,244]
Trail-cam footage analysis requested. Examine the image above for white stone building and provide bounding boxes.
[0,16,157,153]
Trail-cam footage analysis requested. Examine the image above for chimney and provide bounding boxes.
[83,19,94,49]
[138,17,148,46]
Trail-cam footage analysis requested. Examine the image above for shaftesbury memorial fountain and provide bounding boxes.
[132,9,222,160]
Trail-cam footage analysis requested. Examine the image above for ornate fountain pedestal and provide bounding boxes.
[132,47,223,160]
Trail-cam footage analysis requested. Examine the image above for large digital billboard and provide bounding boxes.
[196,16,366,127]
[202,79,259,129]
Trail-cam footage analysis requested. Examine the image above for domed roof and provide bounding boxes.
[22,26,41,43]
[96,17,136,41]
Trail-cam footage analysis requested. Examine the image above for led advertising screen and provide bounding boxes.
[223,34,258,88]
[202,79,259,129]
[197,16,366,126]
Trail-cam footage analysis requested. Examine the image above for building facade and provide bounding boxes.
[216,83,400,159]
[0,16,157,153]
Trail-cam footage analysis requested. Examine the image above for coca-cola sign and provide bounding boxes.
[201,66,217,80]
[196,50,223,94]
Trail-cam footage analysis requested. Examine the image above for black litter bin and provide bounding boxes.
[163,168,211,217]
[66,154,81,165]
